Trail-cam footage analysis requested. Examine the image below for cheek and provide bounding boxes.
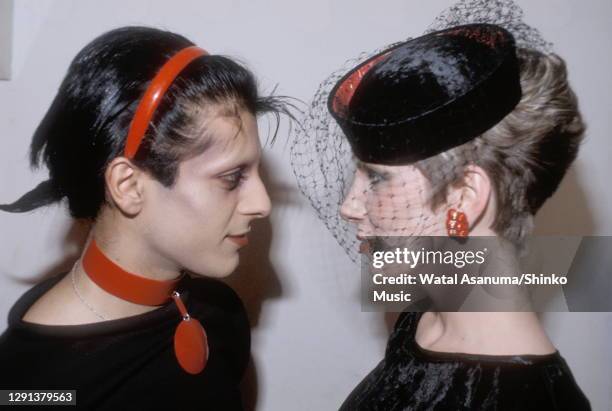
[364,178,435,234]
[141,181,243,276]
[146,181,237,245]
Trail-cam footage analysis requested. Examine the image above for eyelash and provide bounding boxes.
[220,169,246,190]
[366,169,387,186]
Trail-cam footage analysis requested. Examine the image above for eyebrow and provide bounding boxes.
[213,138,262,174]
[189,117,244,158]
[357,161,384,173]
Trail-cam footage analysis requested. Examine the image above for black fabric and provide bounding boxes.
[0,273,250,410]
[340,312,591,411]
[328,24,522,165]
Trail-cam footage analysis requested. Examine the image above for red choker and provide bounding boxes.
[82,239,208,374]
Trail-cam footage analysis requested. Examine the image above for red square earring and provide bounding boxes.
[446,208,469,237]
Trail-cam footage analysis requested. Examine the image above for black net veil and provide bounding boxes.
[426,0,552,52]
[290,0,553,263]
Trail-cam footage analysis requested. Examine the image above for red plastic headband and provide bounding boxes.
[124,46,208,159]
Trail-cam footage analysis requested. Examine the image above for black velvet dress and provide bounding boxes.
[0,273,250,410]
[340,312,590,411]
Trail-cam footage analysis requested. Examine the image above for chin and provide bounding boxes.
[189,255,239,279]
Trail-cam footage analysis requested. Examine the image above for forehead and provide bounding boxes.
[358,160,421,177]
[181,108,261,173]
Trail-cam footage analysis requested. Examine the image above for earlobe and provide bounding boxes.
[460,165,492,229]
[104,157,145,216]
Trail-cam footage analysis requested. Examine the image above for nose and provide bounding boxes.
[340,177,367,223]
[239,172,271,219]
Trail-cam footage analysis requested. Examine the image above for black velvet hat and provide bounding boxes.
[328,24,522,165]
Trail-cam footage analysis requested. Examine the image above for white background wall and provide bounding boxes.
[0,0,12,80]
[0,1,610,410]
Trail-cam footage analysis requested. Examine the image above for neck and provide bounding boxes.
[70,220,182,320]
[417,234,555,355]
[93,210,181,281]
[427,235,528,311]
[417,311,555,355]
[436,311,542,337]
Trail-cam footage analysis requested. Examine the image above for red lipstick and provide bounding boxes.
[227,234,249,247]
[359,240,370,254]
[357,235,371,254]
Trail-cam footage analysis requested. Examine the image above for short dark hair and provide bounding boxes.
[1,26,291,219]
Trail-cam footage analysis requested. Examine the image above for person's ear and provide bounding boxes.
[104,157,145,216]
[447,164,492,229]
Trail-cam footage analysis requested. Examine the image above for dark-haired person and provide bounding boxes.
[292,4,591,411]
[0,26,288,410]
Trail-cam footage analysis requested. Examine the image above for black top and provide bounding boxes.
[0,273,250,410]
[340,312,591,411]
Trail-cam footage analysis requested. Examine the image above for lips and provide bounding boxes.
[359,240,370,254]
[227,234,249,247]
[357,235,370,254]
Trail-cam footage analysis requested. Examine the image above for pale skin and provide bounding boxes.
[341,161,556,356]
[23,107,271,325]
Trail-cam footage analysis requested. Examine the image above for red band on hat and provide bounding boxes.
[331,52,391,117]
[124,46,208,159]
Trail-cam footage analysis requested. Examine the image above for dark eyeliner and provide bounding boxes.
[365,167,387,185]
[219,168,245,190]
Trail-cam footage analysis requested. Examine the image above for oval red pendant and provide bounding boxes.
[174,318,208,374]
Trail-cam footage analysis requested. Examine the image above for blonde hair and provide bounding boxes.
[418,48,586,246]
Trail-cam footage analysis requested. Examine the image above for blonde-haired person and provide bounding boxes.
[294,21,590,411]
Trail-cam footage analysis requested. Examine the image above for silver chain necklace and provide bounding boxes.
[70,261,108,321]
